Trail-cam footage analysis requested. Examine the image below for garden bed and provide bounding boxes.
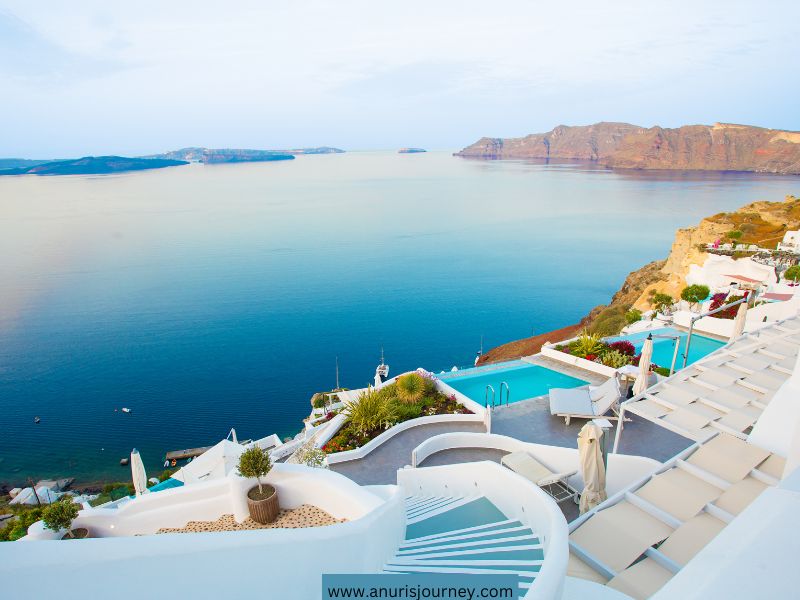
[321,373,472,454]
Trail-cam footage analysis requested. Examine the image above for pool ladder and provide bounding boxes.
[485,382,510,409]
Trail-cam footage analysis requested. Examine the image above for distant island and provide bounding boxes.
[456,122,800,175]
[398,148,426,153]
[0,156,187,176]
[146,147,344,163]
[0,146,346,176]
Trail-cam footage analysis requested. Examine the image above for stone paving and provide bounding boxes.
[328,421,486,485]
[156,504,342,534]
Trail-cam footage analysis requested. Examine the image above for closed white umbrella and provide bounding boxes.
[130,448,148,496]
[578,422,607,514]
[730,301,748,341]
[632,334,654,396]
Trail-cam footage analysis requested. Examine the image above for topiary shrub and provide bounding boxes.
[651,292,674,313]
[680,284,710,308]
[237,446,273,494]
[42,497,80,538]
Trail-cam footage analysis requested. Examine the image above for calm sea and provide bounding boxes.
[1,151,798,484]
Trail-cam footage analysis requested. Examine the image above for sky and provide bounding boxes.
[0,0,799,157]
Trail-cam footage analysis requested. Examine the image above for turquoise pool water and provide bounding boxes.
[438,361,587,405]
[148,478,184,493]
[606,327,726,368]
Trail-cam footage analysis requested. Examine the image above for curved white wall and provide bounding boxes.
[10,466,405,600]
[26,464,390,539]
[412,432,661,498]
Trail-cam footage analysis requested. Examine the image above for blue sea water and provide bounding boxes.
[1,151,798,484]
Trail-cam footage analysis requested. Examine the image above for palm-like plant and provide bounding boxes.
[344,386,398,433]
[570,331,605,358]
[395,372,428,404]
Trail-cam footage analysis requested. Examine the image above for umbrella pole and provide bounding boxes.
[612,405,625,454]
[670,337,680,376]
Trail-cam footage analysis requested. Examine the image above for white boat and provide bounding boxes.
[374,348,390,386]
[121,407,132,413]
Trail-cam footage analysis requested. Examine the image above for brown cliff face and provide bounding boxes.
[457,122,800,175]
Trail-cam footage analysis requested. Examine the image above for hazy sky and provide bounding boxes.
[1,0,798,156]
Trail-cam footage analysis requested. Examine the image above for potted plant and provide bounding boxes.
[237,446,278,524]
[42,496,87,539]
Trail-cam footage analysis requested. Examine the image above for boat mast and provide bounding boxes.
[335,356,340,390]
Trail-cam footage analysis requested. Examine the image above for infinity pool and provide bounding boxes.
[606,327,726,368]
[438,360,587,406]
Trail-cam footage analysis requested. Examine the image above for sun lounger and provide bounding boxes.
[549,376,622,425]
[500,451,578,503]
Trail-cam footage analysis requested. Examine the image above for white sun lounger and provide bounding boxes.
[549,376,622,425]
[500,451,578,503]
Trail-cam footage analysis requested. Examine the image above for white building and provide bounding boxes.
[778,230,800,253]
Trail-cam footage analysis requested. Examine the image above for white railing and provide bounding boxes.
[397,461,569,600]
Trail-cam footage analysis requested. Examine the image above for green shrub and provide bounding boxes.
[653,366,672,377]
[784,265,800,282]
[651,293,674,313]
[42,497,80,537]
[590,315,627,337]
[391,401,422,421]
[0,506,43,541]
[237,446,273,494]
[395,373,430,404]
[726,230,743,239]
[158,469,175,482]
[343,387,399,434]
[570,331,605,358]
[601,349,632,368]
[625,308,642,324]
[680,284,710,307]
[294,446,327,468]
[311,393,328,409]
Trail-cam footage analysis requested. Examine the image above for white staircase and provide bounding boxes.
[384,495,544,596]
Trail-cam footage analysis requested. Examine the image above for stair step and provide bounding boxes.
[406,496,481,525]
[405,497,506,537]
[398,535,541,556]
[403,519,521,544]
[391,547,544,562]
[384,564,540,575]
[405,496,450,512]
[400,524,532,550]
[406,497,463,518]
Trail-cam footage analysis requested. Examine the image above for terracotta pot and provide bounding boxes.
[62,527,89,540]
[246,484,279,524]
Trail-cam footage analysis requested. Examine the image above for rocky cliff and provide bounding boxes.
[457,122,800,175]
[479,195,800,363]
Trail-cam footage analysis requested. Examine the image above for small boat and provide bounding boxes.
[374,348,390,386]
[120,457,130,466]
[121,407,132,413]
[34,416,41,424]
